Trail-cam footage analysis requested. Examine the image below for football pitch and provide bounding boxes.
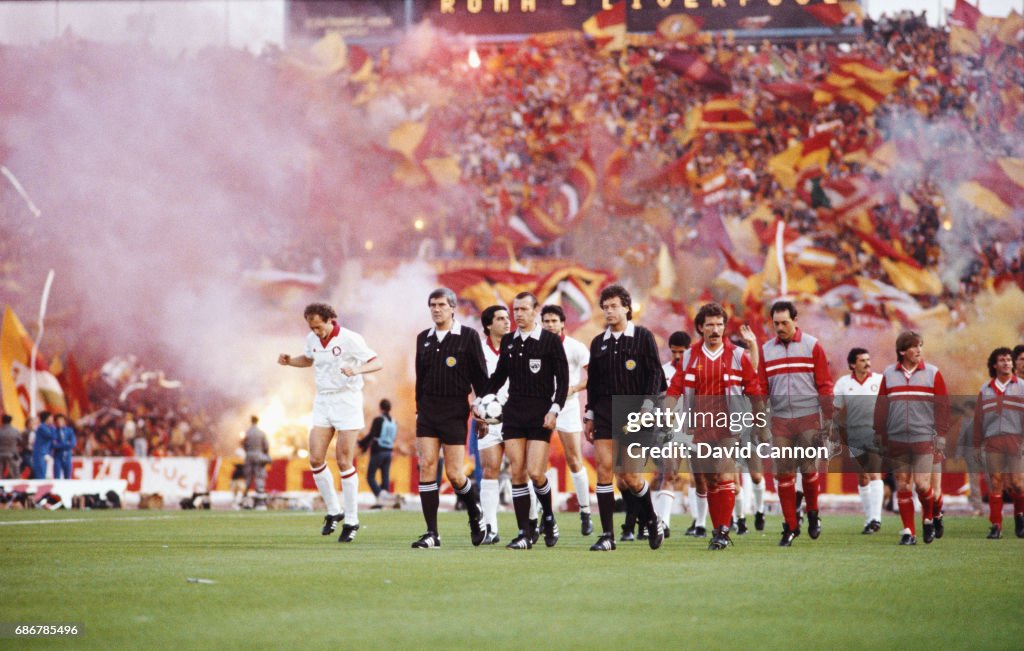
[2,510,1021,650]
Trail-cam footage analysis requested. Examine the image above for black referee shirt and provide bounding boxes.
[487,326,569,412]
[586,321,666,410]
[415,322,489,408]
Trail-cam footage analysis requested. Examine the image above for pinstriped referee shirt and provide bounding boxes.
[415,321,489,408]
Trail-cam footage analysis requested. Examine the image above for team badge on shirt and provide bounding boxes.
[529,359,541,373]
[331,346,342,356]
[625,359,637,371]
[446,356,457,367]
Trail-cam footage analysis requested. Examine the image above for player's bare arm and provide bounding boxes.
[278,353,312,368]
[341,357,383,377]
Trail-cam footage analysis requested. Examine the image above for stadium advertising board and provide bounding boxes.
[70,457,209,497]
[288,0,408,41]
[288,0,857,41]
[420,0,600,35]
[627,0,855,32]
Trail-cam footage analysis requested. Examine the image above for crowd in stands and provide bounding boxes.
[1,11,1022,462]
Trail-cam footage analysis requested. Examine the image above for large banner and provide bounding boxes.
[70,457,209,497]
[287,0,860,41]
[420,0,600,36]
[627,0,855,33]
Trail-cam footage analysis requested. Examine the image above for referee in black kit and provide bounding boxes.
[411,287,488,549]
[584,284,667,552]
[483,291,569,549]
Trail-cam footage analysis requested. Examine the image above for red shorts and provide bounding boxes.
[770,413,821,441]
[984,434,1023,456]
[885,440,933,458]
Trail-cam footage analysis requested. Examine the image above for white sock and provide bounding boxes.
[687,486,696,516]
[312,464,341,516]
[870,479,885,523]
[655,490,675,529]
[858,484,872,525]
[733,485,745,520]
[751,477,766,514]
[340,468,359,525]
[570,468,591,513]
[528,479,540,520]
[695,493,708,528]
[481,478,500,534]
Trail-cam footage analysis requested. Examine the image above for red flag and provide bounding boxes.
[804,2,846,27]
[699,97,755,133]
[59,353,91,421]
[762,82,815,108]
[949,0,981,30]
[656,51,732,92]
[719,246,753,276]
[602,149,645,216]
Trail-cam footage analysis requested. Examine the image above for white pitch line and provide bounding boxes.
[0,510,369,526]
[0,515,177,526]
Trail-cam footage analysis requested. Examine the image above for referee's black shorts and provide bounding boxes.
[416,395,470,446]
[591,399,615,441]
[502,396,554,443]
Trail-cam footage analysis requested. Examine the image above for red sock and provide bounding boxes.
[1013,490,1024,516]
[990,492,1004,526]
[777,474,798,530]
[934,493,944,516]
[917,487,933,522]
[719,481,736,530]
[803,472,820,511]
[706,485,720,529]
[897,490,916,534]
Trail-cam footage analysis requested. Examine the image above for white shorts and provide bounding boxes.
[312,391,365,431]
[478,424,504,451]
[556,403,583,434]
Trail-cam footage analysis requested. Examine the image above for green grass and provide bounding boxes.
[1,510,1021,650]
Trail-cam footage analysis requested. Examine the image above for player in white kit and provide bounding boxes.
[541,305,593,536]
[834,347,885,534]
[655,331,691,539]
[278,303,382,543]
[478,305,511,544]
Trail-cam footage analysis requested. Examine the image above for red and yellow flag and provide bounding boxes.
[1,306,66,429]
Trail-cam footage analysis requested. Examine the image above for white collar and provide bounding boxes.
[603,321,636,340]
[995,376,1013,392]
[517,325,542,341]
[702,343,725,360]
[428,321,463,337]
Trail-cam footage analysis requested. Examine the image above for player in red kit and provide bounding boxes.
[665,303,765,551]
[873,331,950,545]
[973,347,1024,539]
[758,301,833,547]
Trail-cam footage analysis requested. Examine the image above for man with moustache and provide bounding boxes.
[972,347,1024,539]
[834,348,885,534]
[666,302,764,551]
[483,292,568,550]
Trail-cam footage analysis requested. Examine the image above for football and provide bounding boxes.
[474,394,503,424]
